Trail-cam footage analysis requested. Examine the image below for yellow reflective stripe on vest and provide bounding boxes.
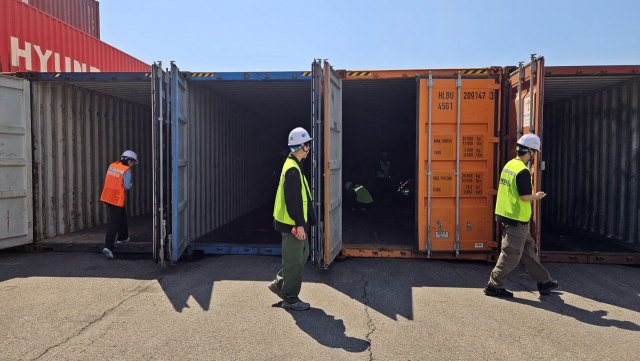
[495,159,532,223]
[273,158,312,225]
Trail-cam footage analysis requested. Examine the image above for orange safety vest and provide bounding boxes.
[100,162,130,207]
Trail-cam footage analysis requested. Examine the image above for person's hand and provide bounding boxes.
[296,226,306,240]
[536,192,546,200]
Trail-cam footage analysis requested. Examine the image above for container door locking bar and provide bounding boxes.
[517,62,524,138]
[426,72,434,258]
[529,54,537,133]
[454,72,462,257]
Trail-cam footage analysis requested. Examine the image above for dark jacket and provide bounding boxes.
[274,155,317,233]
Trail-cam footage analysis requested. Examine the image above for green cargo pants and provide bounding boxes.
[275,231,309,304]
[489,222,552,289]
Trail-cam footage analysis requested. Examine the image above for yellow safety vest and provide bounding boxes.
[273,158,312,225]
[495,159,532,223]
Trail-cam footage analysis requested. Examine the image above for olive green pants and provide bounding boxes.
[489,222,552,289]
[275,232,309,304]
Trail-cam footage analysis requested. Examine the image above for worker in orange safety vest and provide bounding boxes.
[100,150,138,259]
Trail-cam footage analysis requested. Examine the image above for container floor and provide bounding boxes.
[541,222,640,253]
[190,195,416,247]
[343,195,415,246]
[31,215,153,253]
[190,206,281,246]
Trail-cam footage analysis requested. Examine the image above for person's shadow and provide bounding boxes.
[272,302,370,353]
[508,292,640,331]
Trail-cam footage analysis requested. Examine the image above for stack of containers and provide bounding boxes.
[19,0,100,38]
[0,0,148,72]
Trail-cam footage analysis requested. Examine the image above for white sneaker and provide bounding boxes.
[102,248,114,259]
[116,237,130,244]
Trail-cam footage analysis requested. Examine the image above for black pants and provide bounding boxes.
[105,204,128,250]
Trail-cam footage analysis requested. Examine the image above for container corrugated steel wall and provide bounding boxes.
[187,83,274,242]
[21,0,100,39]
[543,78,640,246]
[0,0,147,73]
[30,81,152,241]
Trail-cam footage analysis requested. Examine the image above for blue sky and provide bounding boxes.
[100,0,640,71]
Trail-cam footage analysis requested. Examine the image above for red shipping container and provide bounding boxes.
[0,0,149,73]
[21,0,100,39]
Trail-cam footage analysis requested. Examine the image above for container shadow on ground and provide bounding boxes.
[2,252,640,336]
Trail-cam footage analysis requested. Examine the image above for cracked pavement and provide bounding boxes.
[1,252,640,360]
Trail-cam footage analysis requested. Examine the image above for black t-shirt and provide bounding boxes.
[496,166,532,226]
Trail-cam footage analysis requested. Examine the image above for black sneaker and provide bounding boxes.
[537,280,559,295]
[267,281,285,301]
[484,284,514,298]
[282,301,310,311]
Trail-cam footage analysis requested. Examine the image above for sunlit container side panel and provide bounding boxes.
[186,83,274,242]
[542,78,640,246]
[20,0,100,39]
[0,0,146,72]
[30,82,152,241]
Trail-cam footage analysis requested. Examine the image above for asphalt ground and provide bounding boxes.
[1,251,639,360]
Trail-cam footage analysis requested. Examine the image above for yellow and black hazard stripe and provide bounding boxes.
[463,69,488,74]
[300,72,312,76]
[54,73,61,77]
[145,73,151,78]
[347,71,371,76]
[191,73,215,77]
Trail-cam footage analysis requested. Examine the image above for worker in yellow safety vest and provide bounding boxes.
[376,151,391,198]
[100,150,138,259]
[268,127,317,311]
[484,134,558,298]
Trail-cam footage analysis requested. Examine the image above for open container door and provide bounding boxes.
[320,61,343,268]
[169,64,190,262]
[506,56,545,252]
[152,64,171,264]
[0,76,33,250]
[310,60,324,266]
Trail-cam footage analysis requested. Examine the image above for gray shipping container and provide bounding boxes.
[30,79,152,241]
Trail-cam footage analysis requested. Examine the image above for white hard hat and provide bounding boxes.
[288,127,313,146]
[121,150,138,164]
[517,133,541,152]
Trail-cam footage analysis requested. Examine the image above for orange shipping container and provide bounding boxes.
[416,75,501,256]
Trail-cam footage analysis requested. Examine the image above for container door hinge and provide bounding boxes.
[488,189,498,196]
[489,137,500,143]
[488,83,501,90]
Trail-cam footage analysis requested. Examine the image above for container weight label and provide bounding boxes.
[435,231,449,238]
